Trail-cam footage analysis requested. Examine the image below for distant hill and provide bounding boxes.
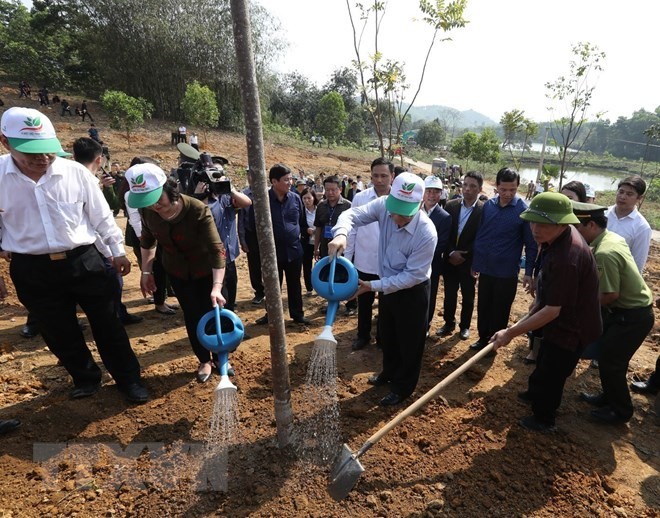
[405,104,497,128]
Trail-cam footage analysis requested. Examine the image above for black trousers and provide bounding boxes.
[10,246,141,388]
[476,274,518,343]
[527,341,581,426]
[302,242,314,292]
[427,269,442,331]
[169,274,216,364]
[379,280,430,397]
[356,270,380,341]
[442,266,477,330]
[221,260,237,311]
[245,231,264,299]
[599,306,654,419]
[275,256,304,320]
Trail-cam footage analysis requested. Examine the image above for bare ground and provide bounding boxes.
[0,90,658,517]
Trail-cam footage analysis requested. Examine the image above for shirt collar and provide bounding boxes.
[424,203,438,215]
[462,197,479,209]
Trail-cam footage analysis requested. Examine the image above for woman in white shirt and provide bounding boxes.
[300,188,318,295]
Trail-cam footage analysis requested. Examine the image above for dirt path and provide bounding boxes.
[0,97,658,516]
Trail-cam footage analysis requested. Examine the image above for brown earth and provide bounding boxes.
[0,90,659,517]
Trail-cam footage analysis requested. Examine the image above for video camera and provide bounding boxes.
[176,143,231,198]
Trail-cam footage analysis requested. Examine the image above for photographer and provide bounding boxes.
[204,162,252,312]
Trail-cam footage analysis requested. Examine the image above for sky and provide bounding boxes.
[256,0,660,123]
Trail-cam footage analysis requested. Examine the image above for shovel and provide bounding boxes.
[328,342,494,500]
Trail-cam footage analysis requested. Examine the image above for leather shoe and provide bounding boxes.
[197,362,213,383]
[459,328,470,340]
[518,415,556,433]
[435,324,455,337]
[19,324,39,339]
[470,340,487,351]
[119,382,149,404]
[590,406,629,425]
[0,419,21,435]
[630,379,659,395]
[367,374,389,386]
[70,383,101,399]
[579,391,607,407]
[517,391,533,405]
[352,338,370,351]
[292,316,311,325]
[379,392,405,406]
[251,295,265,305]
[255,315,269,325]
[121,313,144,325]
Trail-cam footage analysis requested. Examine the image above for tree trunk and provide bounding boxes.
[229,0,293,448]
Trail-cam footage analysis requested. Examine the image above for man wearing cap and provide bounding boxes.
[0,107,149,404]
[490,193,601,432]
[471,167,538,351]
[573,201,654,424]
[421,175,451,336]
[438,171,485,340]
[329,172,437,406]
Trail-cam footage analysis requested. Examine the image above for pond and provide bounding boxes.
[517,166,628,193]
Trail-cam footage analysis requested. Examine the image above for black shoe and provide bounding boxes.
[70,383,101,399]
[518,415,556,433]
[255,315,269,325]
[367,374,389,386]
[121,313,144,325]
[119,382,149,404]
[579,391,607,407]
[292,316,311,325]
[344,308,357,316]
[523,357,537,365]
[517,391,533,405]
[19,324,39,339]
[352,338,370,351]
[470,340,487,351]
[435,324,455,337]
[631,379,659,395]
[0,419,21,435]
[590,406,629,425]
[459,328,470,340]
[379,392,405,406]
[251,295,265,305]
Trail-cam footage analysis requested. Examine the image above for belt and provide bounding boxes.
[13,244,94,261]
[610,305,653,314]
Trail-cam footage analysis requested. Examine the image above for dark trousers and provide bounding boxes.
[599,306,654,419]
[245,231,264,298]
[221,260,237,311]
[276,256,304,319]
[379,280,430,397]
[442,266,476,330]
[169,274,215,364]
[427,269,441,331]
[476,274,518,343]
[356,270,380,341]
[302,242,314,292]
[82,111,94,122]
[649,355,660,388]
[10,246,141,388]
[527,341,581,425]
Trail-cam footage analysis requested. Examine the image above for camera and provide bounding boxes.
[181,152,231,198]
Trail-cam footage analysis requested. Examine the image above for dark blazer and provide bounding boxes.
[427,204,452,274]
[443,198,484,274]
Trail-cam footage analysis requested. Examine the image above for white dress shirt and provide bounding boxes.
[345,187,380,275]
[606,205,652,272]
[0,155,125,256]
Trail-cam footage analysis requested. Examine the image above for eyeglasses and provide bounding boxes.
[525,208,558,224]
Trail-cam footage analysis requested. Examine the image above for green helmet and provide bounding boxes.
[520,192,579,225]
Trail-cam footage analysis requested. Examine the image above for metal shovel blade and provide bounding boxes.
[328,443,365,501]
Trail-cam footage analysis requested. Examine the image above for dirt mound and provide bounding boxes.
[0,93,658,516]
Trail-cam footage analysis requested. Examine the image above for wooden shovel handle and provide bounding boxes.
[364,343,494,449]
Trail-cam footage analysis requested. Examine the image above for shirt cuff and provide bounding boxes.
[370,280,382,292]
[109,244,126,257]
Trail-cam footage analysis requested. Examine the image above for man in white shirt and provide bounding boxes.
[605,175,652,273]
[344,158,394,350]
[0,107,149,404]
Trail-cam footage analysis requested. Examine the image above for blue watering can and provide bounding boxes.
[311,256,359,344]
[196,306,244,391]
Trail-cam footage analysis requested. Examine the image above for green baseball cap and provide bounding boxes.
[520,192,579,225]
